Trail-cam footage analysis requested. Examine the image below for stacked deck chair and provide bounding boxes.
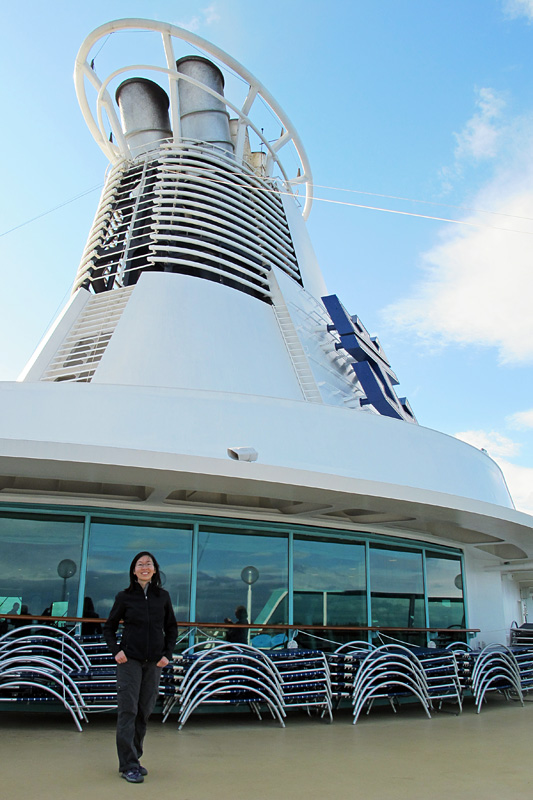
[510,644,533,696]
[350,644,432,724]
[510,622,533,646]
[76,632,176,713]
[469,643,523,712]
[269,648,333,722]
[411,646,463,713]
[73,634,118,712]
[445,642,473,698]
[160,637,222,721]
[163,643,286,729]
[0,625,91,730]
[326,641,377,708]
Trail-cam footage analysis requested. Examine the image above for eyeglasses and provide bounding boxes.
[136,561,154,568]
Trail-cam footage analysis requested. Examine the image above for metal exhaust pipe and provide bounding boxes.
[115,78,172,157]
[176,55,234,154]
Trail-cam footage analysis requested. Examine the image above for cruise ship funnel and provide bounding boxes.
[176,55,234,153]
[115,78,172,156]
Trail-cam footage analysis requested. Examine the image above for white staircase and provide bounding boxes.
[41,287,134,382]
[270,285,323,403]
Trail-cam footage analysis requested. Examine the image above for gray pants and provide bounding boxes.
[116,659,162,772]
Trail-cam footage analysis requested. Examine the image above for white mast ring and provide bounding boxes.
[74,18,313,218]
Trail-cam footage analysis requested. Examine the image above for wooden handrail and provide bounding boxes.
[0,613,479,634]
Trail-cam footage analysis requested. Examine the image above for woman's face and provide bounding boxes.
[134,556,156,585]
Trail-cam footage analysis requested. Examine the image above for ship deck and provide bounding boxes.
[3,696,532,799]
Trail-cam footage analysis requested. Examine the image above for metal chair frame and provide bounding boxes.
[350,647,431,724]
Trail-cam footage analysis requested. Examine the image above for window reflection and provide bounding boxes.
[426,552,465,629]
[85,520,192,619]
[0,513,83,619]
[0,510,466,643]
[195,528,288,625]
[370,546,425,629]
[293,537,366,626]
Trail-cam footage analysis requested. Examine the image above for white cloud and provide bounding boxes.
[203,4,221,24]
[176,15,201,32]
[454,429,521,458]
[507,408,533,429]
[176,5,220,32]
[438,88,505,188]
[455,429,533,514]
[454,88,505,162]
[504,0,533,21]
[385,105,533,364]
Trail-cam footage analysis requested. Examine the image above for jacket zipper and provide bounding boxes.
[145,586,150,660]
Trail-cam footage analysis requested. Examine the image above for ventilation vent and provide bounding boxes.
[0,475,152,501]
[165,489,330,514]
[73,142,301,303]
[41,286,133,382]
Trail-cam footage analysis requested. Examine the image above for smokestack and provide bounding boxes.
[176,55,234,154]
[115,78,172,157]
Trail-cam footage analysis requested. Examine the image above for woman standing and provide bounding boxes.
[104,551,177,783]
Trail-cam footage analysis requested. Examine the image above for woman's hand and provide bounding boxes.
[156,656,169,667]
[115,650,128,664]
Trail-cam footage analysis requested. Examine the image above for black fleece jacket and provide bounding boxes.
[104,582,178,662]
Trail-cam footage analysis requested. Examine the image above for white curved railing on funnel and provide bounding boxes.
[74,19,313,217]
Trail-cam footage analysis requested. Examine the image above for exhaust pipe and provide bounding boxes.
[176,55,234,154]
[115,78,172,157]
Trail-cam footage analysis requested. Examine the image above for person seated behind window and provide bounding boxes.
[81,596,102,636]
[11,604,30,629]
[225,605,248,644]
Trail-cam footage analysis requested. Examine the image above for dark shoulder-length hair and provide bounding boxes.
[125,551,162,593]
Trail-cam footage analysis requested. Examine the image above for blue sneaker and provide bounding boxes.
[139,766,148,776]
[122,769,144,783]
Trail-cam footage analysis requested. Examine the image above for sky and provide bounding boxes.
[1,0,533,513]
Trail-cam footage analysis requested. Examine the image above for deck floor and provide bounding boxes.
[3,696,532,799]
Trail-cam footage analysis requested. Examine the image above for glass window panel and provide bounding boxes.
[85,519,192,619]
[195,528,288,624]
[426,553,465,628]
[293,537,366,626]
[0,512,84,619]
[370,546,425,629]
[266,594,288,625]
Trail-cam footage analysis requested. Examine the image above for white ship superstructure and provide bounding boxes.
[1,19,533,647]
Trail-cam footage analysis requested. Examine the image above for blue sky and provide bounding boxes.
[1,1,533,512]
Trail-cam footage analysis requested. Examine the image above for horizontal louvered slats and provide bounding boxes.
[72,142,301,302]
[41,287,133,382]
